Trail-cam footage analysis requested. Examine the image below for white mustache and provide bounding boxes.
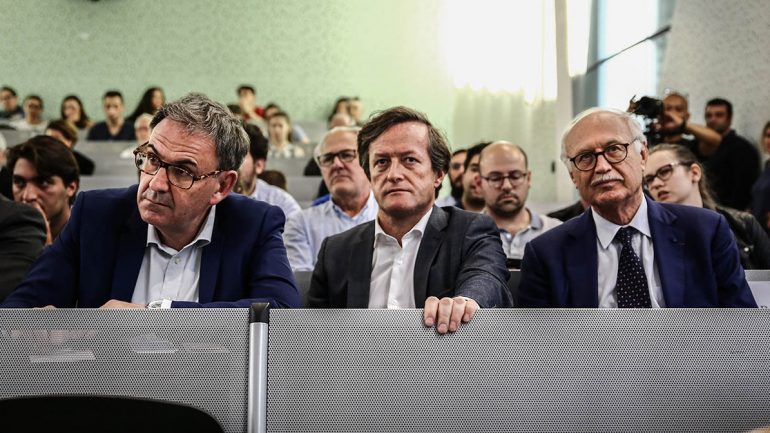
[590,173,623,186]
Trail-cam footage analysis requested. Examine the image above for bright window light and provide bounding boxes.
[566,0,591,77]
[441,0,557,102]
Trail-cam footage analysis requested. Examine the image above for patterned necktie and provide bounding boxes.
[614,226,652,308]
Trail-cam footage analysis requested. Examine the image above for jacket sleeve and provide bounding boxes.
[711,214,758,307]
[518,240,553,307]
[0,202,47,301]
[454,214,512,307]
[306,237,331,308]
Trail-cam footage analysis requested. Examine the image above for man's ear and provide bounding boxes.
[433,169,446,189]
[254,158,266,176]
[209,170,238,205]
[65,181,78,199]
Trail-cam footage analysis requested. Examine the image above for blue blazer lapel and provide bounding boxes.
[413,206,447,308]
[565,209,599,307]
[198,210,224,304]
[111,208,148,301]
[346,224,374,308]
[647,199,686,307]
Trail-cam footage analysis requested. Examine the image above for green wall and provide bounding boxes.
[1,0,453,134]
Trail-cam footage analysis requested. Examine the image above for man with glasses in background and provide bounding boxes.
[517,108,755,308]
[3,93,300,309]
[283,126,377,271]
[477,141,560,270]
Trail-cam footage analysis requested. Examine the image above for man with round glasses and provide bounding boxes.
[518,108,755,308]
[283,126,377,272]
[3,93,300,309]
[478,141,560,269]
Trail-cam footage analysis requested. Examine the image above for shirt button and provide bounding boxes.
[174,258,180,265]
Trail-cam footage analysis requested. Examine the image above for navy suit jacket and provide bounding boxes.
[307,206,511,308]
[518,198,756,307]
[2,186,300,308]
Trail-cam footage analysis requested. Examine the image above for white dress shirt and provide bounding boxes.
[592,198,665,308]
[131,206,217,308]
[368,208,434,309]
[249,178,301,218]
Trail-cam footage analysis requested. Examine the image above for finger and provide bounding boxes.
[463,299,479,323]
[423,297,439,327]
[436,297,453,334]
[448,297,466,332]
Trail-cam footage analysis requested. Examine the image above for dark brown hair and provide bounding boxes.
[7,135,80,203]
[649,143,716,209]
[357,106,450,179]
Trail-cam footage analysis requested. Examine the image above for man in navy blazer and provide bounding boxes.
[3,94,300,309]
[519,108,755,308]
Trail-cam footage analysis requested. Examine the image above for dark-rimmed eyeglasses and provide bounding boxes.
[133,145,221,190]
[643,161,692,186]
[316,149,357,167]
[569,142,633,172]
[481,171,527,189]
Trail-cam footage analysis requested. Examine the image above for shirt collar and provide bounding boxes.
[374,206,434,246]
[147,205,216,253]
[330,190,376,221]
[591,196,651,250]
[483,207,541,233]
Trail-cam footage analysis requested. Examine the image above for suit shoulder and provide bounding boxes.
[324,220,374,246]
[218,193,284,223]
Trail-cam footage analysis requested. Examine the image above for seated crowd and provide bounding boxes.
[0,84,767,332]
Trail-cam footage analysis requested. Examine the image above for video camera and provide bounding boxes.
[630,95,665,146]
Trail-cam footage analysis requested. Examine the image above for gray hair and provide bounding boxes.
[560,107,645,173]
[151,93,248,171]
[314,125,362,162]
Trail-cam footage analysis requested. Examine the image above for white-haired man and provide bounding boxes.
[518,108,755,308]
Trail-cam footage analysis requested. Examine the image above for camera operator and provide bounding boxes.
[630,92,722,158]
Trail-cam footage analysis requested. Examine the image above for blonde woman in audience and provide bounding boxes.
[267,111,305,159]
[60,95,93,130]
[645,143,770,269]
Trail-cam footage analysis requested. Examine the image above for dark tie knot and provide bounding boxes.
[614,226,636,248]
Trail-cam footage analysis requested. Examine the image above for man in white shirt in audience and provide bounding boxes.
[283,126,377,271]
[478,141,560,269]
[308,107,510,334]
[238,123,300,218]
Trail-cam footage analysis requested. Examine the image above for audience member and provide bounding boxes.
[329,112,354,128]
[702,98,760,209]
[478,141,561,268]
[2,93,300,309]
[327,97,350,125]
[0,195,46,301]
[11,95,48,134]
[308,106,510,334]
[349,97,364,125]
[259,169,288,190]
[751,120,770,233]
[87,90,136,141]
[129,86,165,120]
[519,108,755,308]
[45,119,95,175]
[645,143,770,269]
[435,148,466,207]
[458,141,490,212]
[237,123,300,218]
[284,126,377,271]
[134,113,153,145]
[547,199,588,222]
[656,91,722,157]
[264,102,310,144]
[7,136,80,243]
[0,133,11,199]
[60,94,93,130]
[0,86,24,121]
[267,111,306,158]
[238,85,265,122]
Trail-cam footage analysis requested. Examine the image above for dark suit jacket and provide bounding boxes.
[307,206,511,308]
[518,197,756,307]
[2,186,300,308]
[0,196,46,301]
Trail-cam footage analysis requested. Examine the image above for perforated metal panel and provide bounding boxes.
[0,308,250,433]
[267,309,770,433]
